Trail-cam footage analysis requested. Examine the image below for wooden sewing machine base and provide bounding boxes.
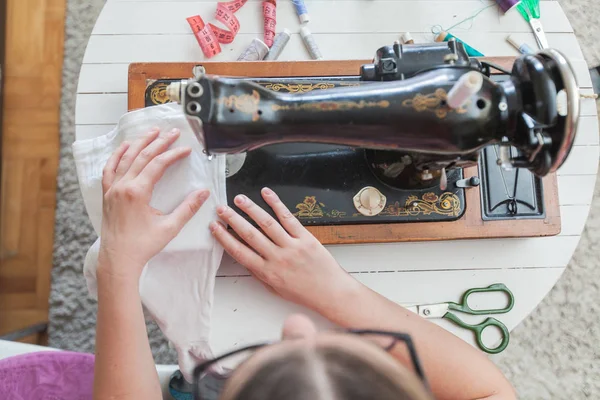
[128,59,560,245]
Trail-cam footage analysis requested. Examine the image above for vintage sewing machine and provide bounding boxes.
[128,41,578,244]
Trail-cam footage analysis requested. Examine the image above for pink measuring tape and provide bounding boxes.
[263,0,277,47]
[187,0,248,58]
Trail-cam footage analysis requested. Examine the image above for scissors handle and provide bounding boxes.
[444,313,510,354]
[447,283,514,315]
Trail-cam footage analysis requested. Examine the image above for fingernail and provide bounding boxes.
[149,127,160,134]
[198,190,210,201]
[262,187,274,196]
[169,128,180,137]
[234,194,247,205]
[209,221,219,233]
[216,205,228,215]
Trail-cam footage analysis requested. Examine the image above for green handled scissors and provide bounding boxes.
[405,284,514,354]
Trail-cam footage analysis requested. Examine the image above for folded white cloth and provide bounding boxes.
[73,103,226,382]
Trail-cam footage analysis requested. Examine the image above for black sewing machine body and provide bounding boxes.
[225,144,468,225]
[160,41,578,227]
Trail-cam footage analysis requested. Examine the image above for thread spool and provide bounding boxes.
[263,0,277,47]
[292,0,310,23]
[300,27,323,60]
[435,31,484,57]
[447,71,484,109]
[506,35,534,55]
[495,0,521,13]
[237,38,270,61]
[264,29,291,60]
[401,32,415,44]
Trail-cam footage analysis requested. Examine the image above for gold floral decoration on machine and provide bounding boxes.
[294,196,347,219]
[294,192,460,219]
[402,88,468,119]
[149,82,171,105]
[259,82,336,93]
[272,100,390,112]
[380,192,461,217]
[217,90,261,121]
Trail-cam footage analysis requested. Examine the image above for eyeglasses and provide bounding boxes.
[192,329,429,400]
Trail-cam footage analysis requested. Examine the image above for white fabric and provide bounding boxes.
[73,103,226,382]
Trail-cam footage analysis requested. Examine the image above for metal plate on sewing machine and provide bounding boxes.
[227,143,466,225]
[479,146,545,220]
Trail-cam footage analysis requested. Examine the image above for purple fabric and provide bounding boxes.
[496,0,520,12]
[0,351,94,399]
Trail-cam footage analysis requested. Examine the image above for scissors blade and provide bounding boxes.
[405,303,449,319]
[529,18,549,49]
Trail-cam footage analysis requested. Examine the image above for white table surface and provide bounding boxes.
[76,0,599,354]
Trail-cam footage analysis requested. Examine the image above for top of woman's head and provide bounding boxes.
[220,333,434,400]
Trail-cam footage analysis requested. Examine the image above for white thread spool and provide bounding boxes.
[447,71,484,109]
[401,32,414,44]
[264,29,291,60]
[506,35,534,55]
[300,27,323,60]
[237,38,270,61]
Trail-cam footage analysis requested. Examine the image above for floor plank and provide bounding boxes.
[0,0,65,343]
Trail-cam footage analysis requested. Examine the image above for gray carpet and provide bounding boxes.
[49,1,600,398]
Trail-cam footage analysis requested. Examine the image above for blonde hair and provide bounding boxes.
[226,344,433,400]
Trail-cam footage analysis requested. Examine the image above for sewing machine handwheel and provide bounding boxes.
[512,55,557,125]
[533,49,579,174]
[541,49,579,173]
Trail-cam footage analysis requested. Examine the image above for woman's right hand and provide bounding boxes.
[210,188,362,313]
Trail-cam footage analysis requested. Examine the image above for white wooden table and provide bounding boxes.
[76,0,599,353]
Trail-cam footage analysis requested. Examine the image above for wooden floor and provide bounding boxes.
[0,0,65,344]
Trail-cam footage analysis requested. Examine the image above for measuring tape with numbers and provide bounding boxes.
[263,0,277,47]
[186,0,248,58]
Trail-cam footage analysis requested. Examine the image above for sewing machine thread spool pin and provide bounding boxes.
[401,32,415,45]
[447,71,484,109]
[192,66,206,79]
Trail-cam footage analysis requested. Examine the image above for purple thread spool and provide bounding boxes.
[496,0,521,13]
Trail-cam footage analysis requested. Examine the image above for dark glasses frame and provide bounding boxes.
[192,329,430,399]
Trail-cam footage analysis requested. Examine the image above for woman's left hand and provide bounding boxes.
[210,188,360,313]
[98,128,210,282]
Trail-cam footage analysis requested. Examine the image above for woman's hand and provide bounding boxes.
[98,128,210,282]
[210,188,362,313]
